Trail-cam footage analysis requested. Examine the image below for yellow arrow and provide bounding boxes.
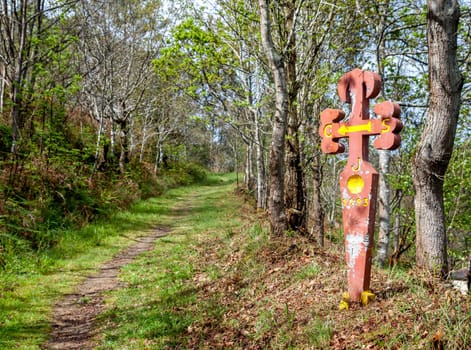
[338,121,372,136]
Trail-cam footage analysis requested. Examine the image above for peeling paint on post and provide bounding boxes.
[319,69,403,303]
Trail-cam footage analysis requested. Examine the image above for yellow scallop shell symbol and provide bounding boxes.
[347,175,364,194]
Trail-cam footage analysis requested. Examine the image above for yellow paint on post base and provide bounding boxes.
[360,290,375,306]
[338,292,350,310]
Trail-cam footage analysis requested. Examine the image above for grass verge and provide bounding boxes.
[0,173,235,349]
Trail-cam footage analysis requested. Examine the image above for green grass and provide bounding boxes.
[96,173,243,349]
[0,173,238,349]
[294,261,322,281]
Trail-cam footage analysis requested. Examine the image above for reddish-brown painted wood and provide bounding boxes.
[319,69,402,302]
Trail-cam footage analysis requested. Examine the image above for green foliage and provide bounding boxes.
[294,261,322,281]
[154,18,233,91]
[305,317,333,348]
[444,140,471,267]
[0,89,210,269]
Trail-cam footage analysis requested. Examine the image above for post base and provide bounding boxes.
[339,290,375,310]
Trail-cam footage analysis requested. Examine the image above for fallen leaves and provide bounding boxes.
[182,212,470,349]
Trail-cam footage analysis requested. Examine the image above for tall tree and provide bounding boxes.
[412,0,463,276]
[259,0,287,235]
[77,0,164,172]
[361,0,426,267]
[282,0,305,232]
[0,0,74,153]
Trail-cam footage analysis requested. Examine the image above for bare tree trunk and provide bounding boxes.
[0,64,5,114]
[93,113,104,173]
[154,139,163,174]
[412,0,462,276]
[377,150,391,267]
[307,100,325,245]
[259,0,287,236]
[110,119,116,160]
[254,109,267,209]
[374,2,392,268]
[9,0,28,154]
[245,143,255,191]
[232,138,239,187]
[310,155,324,245]
[118,119,129,174]
[139,122,148,163]
[283,0,305,232]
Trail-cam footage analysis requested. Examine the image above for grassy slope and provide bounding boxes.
[0,173,469,349]
[96,176,470,349]
[0,174,227,349]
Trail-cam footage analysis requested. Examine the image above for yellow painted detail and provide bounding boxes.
[351,157,361,172]
[339,300,349,310]
[360,290,375,306]
[381,118,391,133]
[339,292,350,310]
[342,197,369,208]
[347,175,364,194]
[323,124,333,137]
[338,121,372,136]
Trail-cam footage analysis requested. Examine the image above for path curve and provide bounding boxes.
[45,227,170,350]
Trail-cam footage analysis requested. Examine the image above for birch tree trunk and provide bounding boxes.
[412,0,462,276]
[374,1,392,267]
[259,0,287,236]
[118,119,129,174]
[0,64,5,114]
[376,150,391,266]
[245,143,255,191]
[254,109,267,209]
[8,0,29,154]
[308,101,325,245]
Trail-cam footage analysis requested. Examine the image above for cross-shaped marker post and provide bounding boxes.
[319,68,403,304]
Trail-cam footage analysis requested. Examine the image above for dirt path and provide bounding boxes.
[45,227,170,350]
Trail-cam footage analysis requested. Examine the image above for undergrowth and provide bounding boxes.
[0,158,208,271]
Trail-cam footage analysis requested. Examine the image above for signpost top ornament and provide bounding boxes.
[320,69,402,156]
[319,69,403,307]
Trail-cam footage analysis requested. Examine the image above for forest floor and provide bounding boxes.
[1,174,469,349]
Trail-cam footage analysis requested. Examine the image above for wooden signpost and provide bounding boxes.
[319,69,403,304]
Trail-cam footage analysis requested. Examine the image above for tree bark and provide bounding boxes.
[9,0,29,154]
[245,142,255,192]
[118,119,129,174]
[254,109,267,209]
[412,0,462,276]
[283,0,305,232]
[306,99,325,245]
[374,1,392,268]
[259,0,287,236]
[376,150,391,267]
[310,155,324,245]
